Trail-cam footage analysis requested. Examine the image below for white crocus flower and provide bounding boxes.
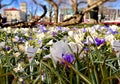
[27,46,38,57]
[44,40,72,66]
[84,36,94,45]
[13,63,24,73]
[94,25,101,30]
[36,33,45,39]
[13,52,21,58]
[62,27,70,32]
[68,31,74,37]
[3,28,7,31]
[73,32,84,43]
[49,27,54,31]
[18,44,25,52]
[0,42,5,50]
[112,40,120,67]
[89,28,98,37]
[24,32,29,37]
[6,27,11,33]
[68,42,83,54]
[25,41,29,50]
[32,28,37,32]
[105,34,115,46]
[35,60,39,65]
[13,28,19,33]
[13,46,19,51]
[110,25,118,31]
[46,40,53,46]
[36,48,42,53]
[18,77,23,82]
[26,46,38,63]
[12,35,19,42]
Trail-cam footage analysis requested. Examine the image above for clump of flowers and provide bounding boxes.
[0,24,119,84]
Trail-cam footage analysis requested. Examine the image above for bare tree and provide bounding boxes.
[1,0,116,28]
[29,2,38,19]
[87,0,99,23]
[69,0,87,15]
[46,0,58,23]
[46,0,63,23]
[46,0,67,23]
[69,0,79,14]
[57,0,110,26]
[48,4,53,22]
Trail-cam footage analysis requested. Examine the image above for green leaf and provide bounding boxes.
[41,61,66,84]
[70,65,92,84]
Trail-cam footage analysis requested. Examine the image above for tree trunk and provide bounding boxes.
[87,0,99,24]
[73,3,78,14]
[69,0,79,15]
[49,5,53,22]
[54,6,58,23]
[0,14,2,26]
[56,14,83,26]
[46,0,58,23]
[49,11,52,22]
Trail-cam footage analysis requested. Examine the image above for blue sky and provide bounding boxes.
[1,0,47,15]
[1,0,120,8]
[1,0,120,15]
[1,0,48,9]
[105,0,120,9]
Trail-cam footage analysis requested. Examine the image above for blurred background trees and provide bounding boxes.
[0,0,118,27]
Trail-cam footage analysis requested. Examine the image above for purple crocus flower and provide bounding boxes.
[109,28,118,34]
[38,39,42,44]
[56,26,62,32]
[6,46,11,51]
[72,27,78,31]
[41,27,47,33]
[29,37,33,40]
[82,28,86,33]
[21,39,26,43]
[19,37,23,41]
[84,47,88,51]
[19,37,26,43]
[83,39,88,45]
[95,38,105,46]
[38,25,47,33]
[52,32,57,37]
[14,35,19,41]
[6,34,8,38]
[62,53,74,64]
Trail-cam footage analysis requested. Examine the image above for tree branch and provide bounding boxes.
[0,0,15,9]
[82,0,109,14]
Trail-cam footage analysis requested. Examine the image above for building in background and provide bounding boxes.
[4,8,21,22]
[101,6,120,21]
[3,2,27,23]
[59,8,82,22]
[20,2,27,21]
